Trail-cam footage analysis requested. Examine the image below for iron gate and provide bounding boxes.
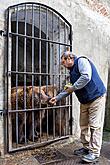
[6,2,72,152]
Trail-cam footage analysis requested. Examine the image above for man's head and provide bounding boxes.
[61,51,74,68]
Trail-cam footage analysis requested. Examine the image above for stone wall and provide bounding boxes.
[85,0,110,130]
[0,0,110,155]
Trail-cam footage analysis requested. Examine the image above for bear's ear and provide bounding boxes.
[41,86,46,92]
[25,86,30,93]
[47,85,57,92]
[27,86,32,90]
[41,85,57,93]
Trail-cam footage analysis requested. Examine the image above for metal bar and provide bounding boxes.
[8,2,71,26]
[15,6,19,145]
[64,22,68,136]
[64,22,66,44]
[53,108,55,139]
[46,8,49,140]
[70,25,73,135]
[51,11,55,139]
[59,109,61,137]
[58,17,62,137]
[32,4,35,142]
[24,4,27,143]
[46,110,49,140]
[7,7,13,152]
[39,5,42,142]
[8,71,69,76]
[8,105,71,112]
[52,85,55,139]
[9,32,71,47]
[8,136,69,152]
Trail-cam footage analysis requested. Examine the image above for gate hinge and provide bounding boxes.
[0,110,7,116]
[0,30,7,36]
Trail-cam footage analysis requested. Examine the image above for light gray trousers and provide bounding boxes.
[80,94,106,156]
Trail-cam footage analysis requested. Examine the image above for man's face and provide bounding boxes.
[61,54,74,68]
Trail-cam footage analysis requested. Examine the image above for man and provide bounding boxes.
[49,51,106,163]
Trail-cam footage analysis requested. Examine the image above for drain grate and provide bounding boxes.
[34,142,110,165]
[34,148,67,164]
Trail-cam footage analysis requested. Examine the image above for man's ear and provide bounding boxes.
[61,57,65,65]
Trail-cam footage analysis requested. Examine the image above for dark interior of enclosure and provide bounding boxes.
[11,21,50,87]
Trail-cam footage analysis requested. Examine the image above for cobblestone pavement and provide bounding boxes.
[0,138,110,165]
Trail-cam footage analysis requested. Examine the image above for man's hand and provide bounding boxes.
[64,83,74,93]
[49,97,57,104]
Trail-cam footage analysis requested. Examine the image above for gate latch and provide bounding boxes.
[0,110,7,116]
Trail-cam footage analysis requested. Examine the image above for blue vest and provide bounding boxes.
[70,57,106,104]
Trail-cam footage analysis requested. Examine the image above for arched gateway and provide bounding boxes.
[6,2,72,152]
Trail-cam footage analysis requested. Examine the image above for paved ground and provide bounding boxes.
[0,137,110,165]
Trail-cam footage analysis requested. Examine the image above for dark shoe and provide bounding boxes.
[73,148,89,156]
[81,153,99,163]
